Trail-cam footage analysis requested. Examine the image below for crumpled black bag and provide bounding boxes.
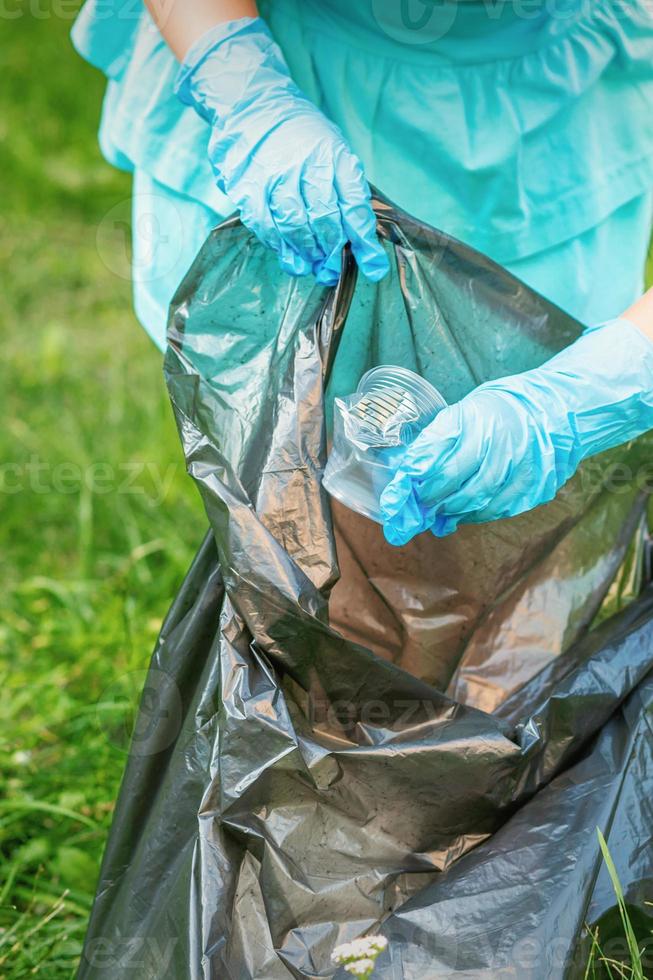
[78,195,653,979]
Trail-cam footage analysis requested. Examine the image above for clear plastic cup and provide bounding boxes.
[323,366,447,523]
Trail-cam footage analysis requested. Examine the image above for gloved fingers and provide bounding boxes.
[380,425,484,547]
[268,177,328,277]
[236,198,279,252]
[424,461,516,538]
[382,486,434,547]
[237,179,338,281]
[406,471,498,540]
[379,405,479,520]
[300,165,348,286]
[234,195,311,275]
[427,457,514,528]
[380,446,474,528]
[434,499,524,537]
[333,149,389,282]
[277,241,314,277]
[457,450,561,527]
[430,432,561,534]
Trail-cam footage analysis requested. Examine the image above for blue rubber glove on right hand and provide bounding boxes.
[380,318,653,545]
[175,18,389,286]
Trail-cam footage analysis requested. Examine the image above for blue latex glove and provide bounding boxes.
[380,318,653,545]
[175,18,389,286]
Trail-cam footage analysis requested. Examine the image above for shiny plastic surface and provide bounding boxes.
[323,365,446,523]
[78,194,653,979]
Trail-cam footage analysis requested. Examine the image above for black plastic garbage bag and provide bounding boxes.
[78,195,653,979]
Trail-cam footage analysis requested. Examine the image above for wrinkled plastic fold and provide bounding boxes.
[78,194,653,979]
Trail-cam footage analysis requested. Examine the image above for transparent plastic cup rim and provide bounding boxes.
[356,365,447,432]
[323,365,448,522]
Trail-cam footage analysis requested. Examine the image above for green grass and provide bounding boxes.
[584,831,652,980]
[0,6,204,976]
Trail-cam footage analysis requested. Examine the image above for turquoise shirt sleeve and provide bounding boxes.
[71,0,653,345]
[71,0,140,77]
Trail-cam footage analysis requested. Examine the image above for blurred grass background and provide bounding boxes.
[0,6,204,976]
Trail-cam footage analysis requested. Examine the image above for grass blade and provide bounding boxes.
[597,829,644,980]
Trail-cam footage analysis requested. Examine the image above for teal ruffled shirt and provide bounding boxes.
[72,0,653,347]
